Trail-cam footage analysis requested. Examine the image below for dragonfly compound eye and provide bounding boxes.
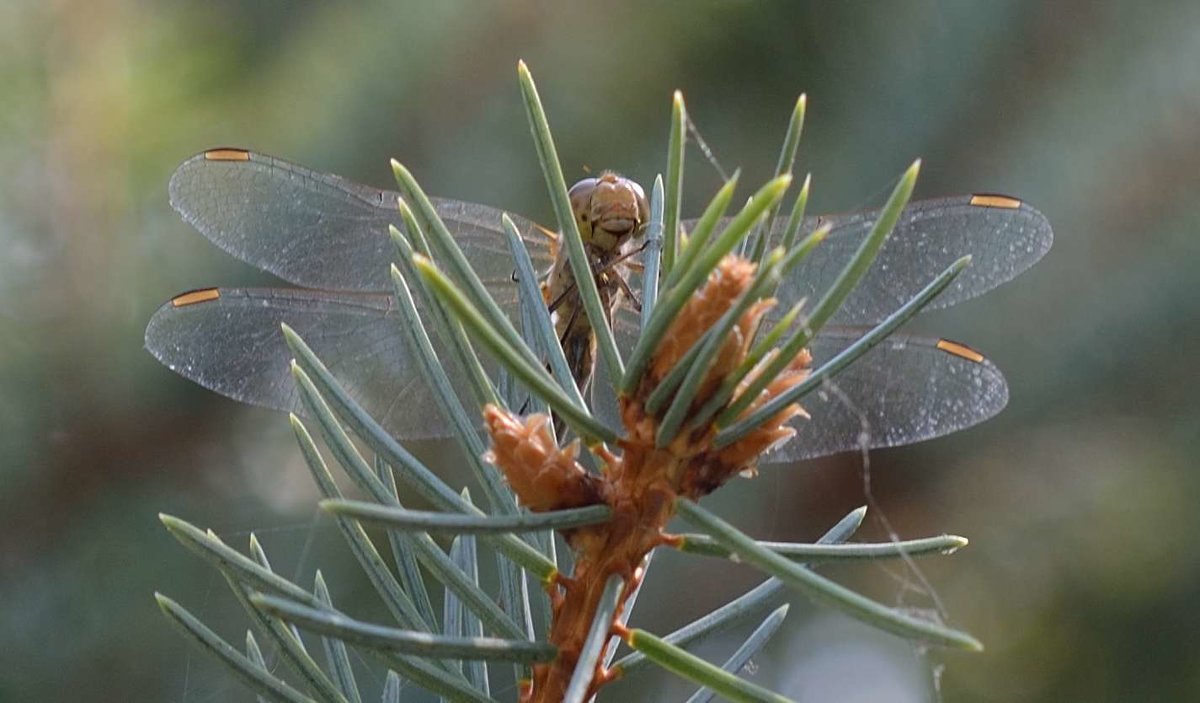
[567,177,599,221]
[630,178,649,238]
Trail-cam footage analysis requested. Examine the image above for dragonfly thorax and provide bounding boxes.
[567,172,649,252]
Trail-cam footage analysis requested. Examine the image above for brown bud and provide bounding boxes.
[715,349,813,472]
[649,257,756,385]
[483,405,605,513]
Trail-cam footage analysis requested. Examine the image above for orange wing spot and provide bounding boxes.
[533,223,560,242]
[969,194,1022,209]
[936,339,985,363]
[533,223,561,259]
[171,288,221,307]
[204,148,251,161]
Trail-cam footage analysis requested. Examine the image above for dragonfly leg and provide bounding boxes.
[511,262,556,285]
[590,240,647,278]
[613,268,642,313]
[547,285,574,315]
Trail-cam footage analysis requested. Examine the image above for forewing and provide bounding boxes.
[168,149,555,293]
[684,195,1052,325]
[145,287,477,440]
[762,327,1009,463]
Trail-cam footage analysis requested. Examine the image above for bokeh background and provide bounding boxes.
[2,1,1198,701]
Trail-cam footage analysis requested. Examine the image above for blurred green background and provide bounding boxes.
[2,1,1197,701]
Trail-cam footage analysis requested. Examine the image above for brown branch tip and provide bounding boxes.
[484,255,812,702]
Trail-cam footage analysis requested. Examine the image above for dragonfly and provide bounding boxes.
[146,148,1052,463]
[549,171,648,394]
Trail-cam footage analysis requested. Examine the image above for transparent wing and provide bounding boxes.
[683,194,1052,325]
[144,287,508,440]
[146,291,1006,454]
[761,327,1009,464]
[581,311,1006,463]
[157,155,1026,451]
[168,149,556,293]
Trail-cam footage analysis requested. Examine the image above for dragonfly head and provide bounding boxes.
[568,172,648,252]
